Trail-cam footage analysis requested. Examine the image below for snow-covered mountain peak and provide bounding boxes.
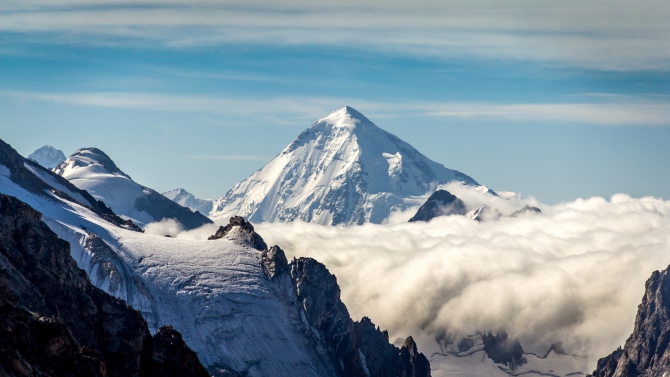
[54,147,212,229]
[54,147,131,179]
[211,107,484,225]
[320,106,375,130]
[27,145,66,169]
[163,188,214,216]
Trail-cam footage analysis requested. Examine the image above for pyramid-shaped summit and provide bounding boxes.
[210,106,482,225]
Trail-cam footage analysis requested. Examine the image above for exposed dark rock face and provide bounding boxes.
[0,138,142,232]
[588,265,670,377]
[409,190,467,222]
[510,205,541,217]
[481,331,525,370]
[590,348,624,377]
[146,326,210,377]
[0,193,209,377]
[208,216,268,251]
[287,256,431,377]
[262,245,288,278]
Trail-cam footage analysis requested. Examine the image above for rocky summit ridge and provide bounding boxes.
[210,106,482,226]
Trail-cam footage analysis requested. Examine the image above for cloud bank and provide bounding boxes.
[1,0,669,70]
[247,188,670,366]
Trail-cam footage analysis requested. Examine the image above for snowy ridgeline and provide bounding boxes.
[52,147,212,230]
[208,107,484,226]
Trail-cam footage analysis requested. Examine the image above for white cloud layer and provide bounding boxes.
[243,188,670,367]
[5,90,670,126]
[1,0,669,70]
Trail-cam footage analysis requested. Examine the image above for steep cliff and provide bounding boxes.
[0,194,209,377]
[588,264,670,377]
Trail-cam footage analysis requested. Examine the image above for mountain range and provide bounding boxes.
[4,106,666,377]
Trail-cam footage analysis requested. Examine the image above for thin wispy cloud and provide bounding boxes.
[0,0,668,70]
[5,90,670,127]
[187,155,270,161]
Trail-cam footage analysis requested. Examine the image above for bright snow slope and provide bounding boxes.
[211,107,482,225]
[54,148,212,229]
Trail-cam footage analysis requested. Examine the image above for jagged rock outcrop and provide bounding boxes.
[409,189,467,222]
[0,138,142,232]
[510,205,541,217]
[287,256,431,377]
[481,331,525,370]
[587,265,670,377]
[0,193,209,377]
[208,216,268,251]
[261,245,289,278]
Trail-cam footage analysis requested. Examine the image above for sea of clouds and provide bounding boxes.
[149,184,670,366]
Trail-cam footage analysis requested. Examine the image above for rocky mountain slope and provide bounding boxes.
[163,188,214,216]
[408,189,467,222]
[54,148,212,229]
[0,193,209,377]
[210,106,483,225]
[587,264,670,377]
[27,145,66,169]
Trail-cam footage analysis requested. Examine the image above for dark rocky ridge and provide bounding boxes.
[276,251,431,376]
[54,147,212,230]
[0,138,142,232]
[409,189,467,222]
[0,193,209,377]
[588,264,670,377]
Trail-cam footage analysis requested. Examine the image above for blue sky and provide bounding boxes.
[1,0,669,203]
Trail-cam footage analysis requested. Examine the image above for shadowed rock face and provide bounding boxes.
[588,265,670,377]
[208,216,268,251]
[409,189,467,222]
[287,256,431,377]
[481,331,525,370]
[0,193,209,377]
